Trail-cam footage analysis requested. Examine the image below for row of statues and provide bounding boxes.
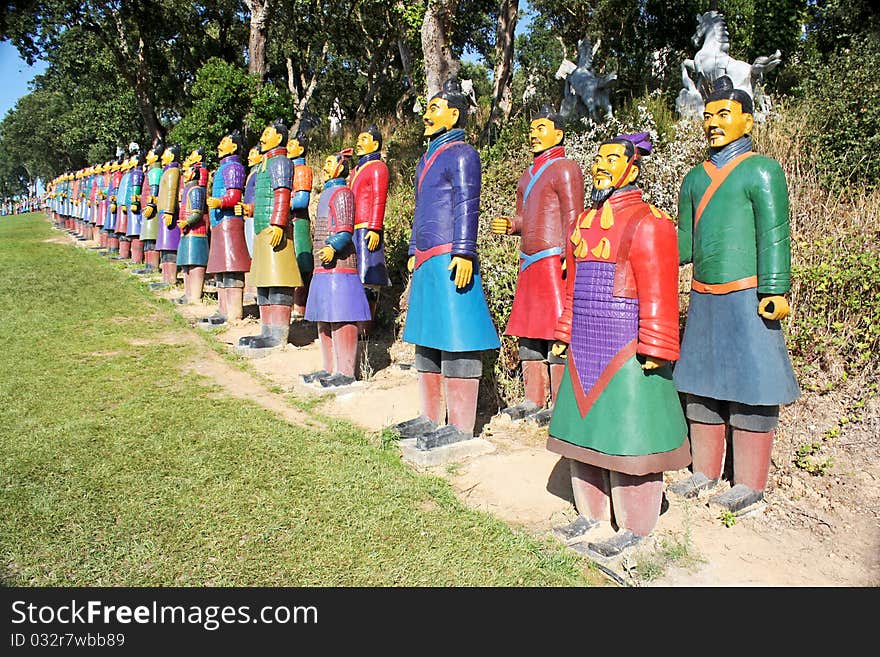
[1,198,40,215]
[43,74,799,559]
[46,120,394,385]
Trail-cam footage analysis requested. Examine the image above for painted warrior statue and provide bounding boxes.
[202,130,250,326]
[670,76,799,512]
[73,166,88,235]
[104,155,125,255]
[301,149,372,387]
[95,163,110,243]
[394,78,500,449]
[126,149,146,264]
[547,132,689,558]
[174,148,210,304]
[287,133,313,319]
[81,168,93,239]
[137,142,166,275]
[70,171,82,237]
[86,166,99,242]
[74,169,87,239]
[112,154,134,259]
[491,104,584,424]
[154,143,183,288]
[237,120,299,353]
[350,124,392,333]
[240,146,262,260]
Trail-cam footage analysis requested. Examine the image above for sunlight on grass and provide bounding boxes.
[0,213,600,587]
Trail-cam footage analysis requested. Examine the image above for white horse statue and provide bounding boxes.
[556,36,617,121]
[677,10,782,120]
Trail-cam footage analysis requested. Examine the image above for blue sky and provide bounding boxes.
[0,40,48,122]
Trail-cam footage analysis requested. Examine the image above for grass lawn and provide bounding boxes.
[0,213,600,586]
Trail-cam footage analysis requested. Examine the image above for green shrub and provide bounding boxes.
[789,234,880,375]
[792,34,880,190]
[168,59,260,163]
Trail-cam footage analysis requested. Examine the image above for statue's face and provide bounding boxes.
[146,150,158,165]
[161,149,175,166]
[129,156,138,169]
[188,149,203,167]
[322,155,342,179]
[217,135,236,157]
[529,118,563,154]
[287,138,304,159]
[423,97,459,137]
[356,132,379,155]
[260,126,283,153]
[247,147,262,167]
[591,143,637,192]
[703,98,753,148]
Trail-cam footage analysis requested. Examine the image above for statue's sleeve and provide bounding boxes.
[677,170,695,265]
[408,157,425,258]
[269,157,292,228]
[509,175,525,235]
[365,162,389,231]
[325,188,355,251]
[243,172,256,205]
[556,160,585,246]
[130,169,144,198]
[752,158,791,294]
[629,213,680,361]
[291,164,312,210]
[149,168,161,196]
[186,185,206,225]
[219,163,245,208]
[159,168,180,213]
[553,220,579,344]
[450,145,481,259]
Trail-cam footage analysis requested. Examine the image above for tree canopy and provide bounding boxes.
[1,0,878,195]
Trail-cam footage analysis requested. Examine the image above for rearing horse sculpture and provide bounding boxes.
[556,36,617,121]
[678,10,781,119]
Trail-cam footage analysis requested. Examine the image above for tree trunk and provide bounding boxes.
[133,36,165,142]
[421,0,460,99]
[481,0,518,145]
[96,15,165,142]
[289,41,330,135]
[395,36,417,120]
[356,43,388,120]
[245,0,270,81]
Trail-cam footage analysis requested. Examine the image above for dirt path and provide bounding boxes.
[81,235,880,586]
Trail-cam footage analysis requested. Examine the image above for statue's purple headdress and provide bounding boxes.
[614,132,652,157]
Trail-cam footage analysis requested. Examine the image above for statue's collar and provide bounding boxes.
[709,135,753,168]
[426,129,465,158]
[533,145,565,170]
[357,152,381,168]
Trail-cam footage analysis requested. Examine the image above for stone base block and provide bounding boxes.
[399,436,495,468]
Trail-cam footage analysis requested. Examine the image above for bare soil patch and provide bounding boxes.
[149,282,880,586]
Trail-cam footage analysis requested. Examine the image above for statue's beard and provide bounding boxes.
[591,185,614,206]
